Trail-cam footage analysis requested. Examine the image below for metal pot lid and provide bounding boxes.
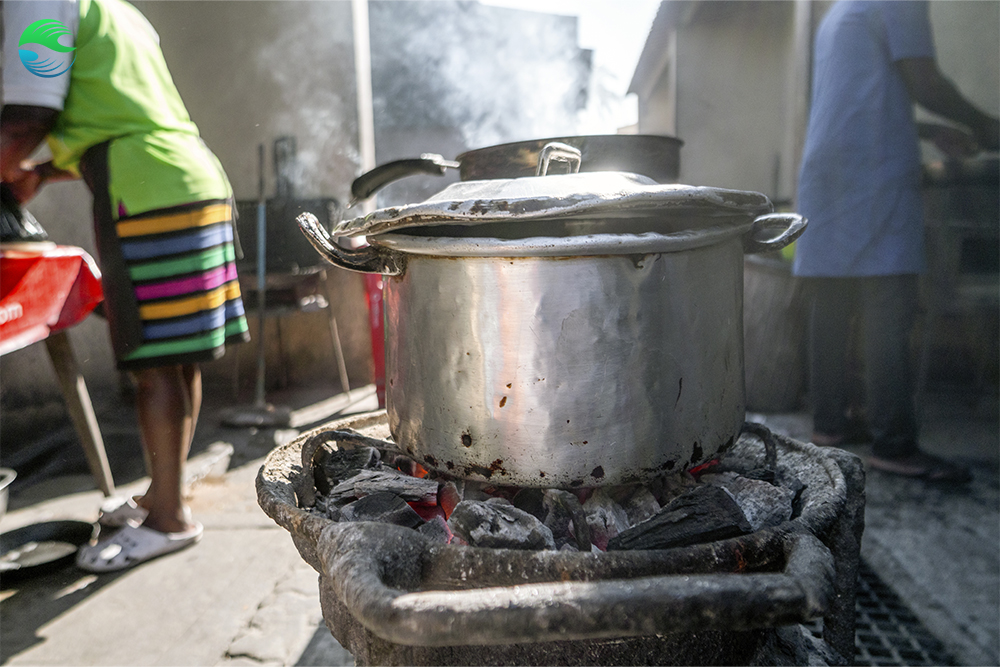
[332,172,773,238]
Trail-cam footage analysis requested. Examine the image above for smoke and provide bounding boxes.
[370,1,593,150]
[251,2,360,201]
[249,0,631,204]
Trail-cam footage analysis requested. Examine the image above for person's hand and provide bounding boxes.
[2,160,76,203]
[3,163,45,204]
[929,124,979,159]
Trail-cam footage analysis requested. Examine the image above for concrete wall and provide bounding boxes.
[1,2,374,432]
[921,1,1000,146]
[669,2,795,199]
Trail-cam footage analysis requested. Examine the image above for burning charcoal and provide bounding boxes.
[542,490,573,549]
[447,500,556,551]
[608,484,753,551]
[512,488,546,521]
[316,497,343,522]
[328,469,439,504]
[542,490,591,551]
[620,486,661,525]
[700,472,795,531]
[410,501,447,523]
[439,481,462,520]
[313,445,381,495]
[582,489,631,551]
[647,470,700,506]
[392,455,420,477]
[339,491,425,529]
[392,455,433,480]
[461,480,496,502]
[604,485,662,526]
[418,515,454,545]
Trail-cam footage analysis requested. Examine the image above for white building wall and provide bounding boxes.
[671,2,794,199]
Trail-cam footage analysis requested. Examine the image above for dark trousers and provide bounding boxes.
[807,274,919,459]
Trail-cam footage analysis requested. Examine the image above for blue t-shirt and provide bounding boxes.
[793,0,934,278]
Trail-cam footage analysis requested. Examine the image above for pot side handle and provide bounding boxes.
[743,213,807,254]
[350,154,461,204]
[297,212,404,276]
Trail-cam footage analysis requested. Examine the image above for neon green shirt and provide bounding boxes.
[47,0,231,218]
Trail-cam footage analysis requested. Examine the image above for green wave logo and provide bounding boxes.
[19,20,76,78]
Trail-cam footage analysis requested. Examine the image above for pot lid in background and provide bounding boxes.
[332,172,773,238]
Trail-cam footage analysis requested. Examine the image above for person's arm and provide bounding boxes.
[0,105,76,203]
[897,57,1000,151]
[916,122,980,158]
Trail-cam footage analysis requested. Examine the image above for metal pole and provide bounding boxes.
[353,0,377,187]
[220,143,290,428]
[254,143,268,408]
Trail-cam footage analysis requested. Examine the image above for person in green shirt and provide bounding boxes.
[2,0,249,571]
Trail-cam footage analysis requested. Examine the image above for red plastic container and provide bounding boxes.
[0,245,104,356]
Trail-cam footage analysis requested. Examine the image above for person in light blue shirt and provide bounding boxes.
[793,1,997,482]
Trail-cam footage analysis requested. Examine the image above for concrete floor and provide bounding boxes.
[751,388,1000,667]
[1,380,997,666]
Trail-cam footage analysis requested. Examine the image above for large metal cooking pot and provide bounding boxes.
[298,145,805,488]
[350,134,683,203]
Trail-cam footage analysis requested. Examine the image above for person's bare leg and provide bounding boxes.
[131,364,200,534]
[183,363,202,445]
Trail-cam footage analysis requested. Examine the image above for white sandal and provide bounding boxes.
[76,523,203,573]
[97,496,149,528]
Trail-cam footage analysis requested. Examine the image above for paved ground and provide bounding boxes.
[750,388,999,667]
[1,381,997,666]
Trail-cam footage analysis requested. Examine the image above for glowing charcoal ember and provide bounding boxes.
[438,482,461,519]
[408,501,446,523]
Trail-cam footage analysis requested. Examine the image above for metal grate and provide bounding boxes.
[806,560,957,666]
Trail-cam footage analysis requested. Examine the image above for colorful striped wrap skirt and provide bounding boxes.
[83,145,250,371]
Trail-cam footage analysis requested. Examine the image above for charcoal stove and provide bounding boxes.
[257,410,864,666]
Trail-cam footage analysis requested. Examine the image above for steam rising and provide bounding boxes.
[252,1,627,204]
[370,1,592,149]
[252,2,359,200]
